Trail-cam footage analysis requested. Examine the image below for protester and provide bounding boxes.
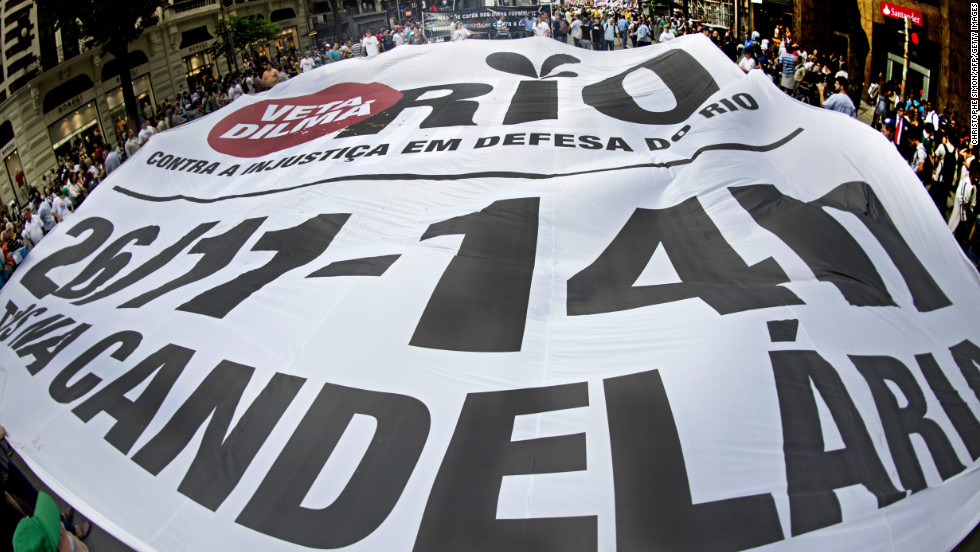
[362,30,381,57]
[818,76,856,118]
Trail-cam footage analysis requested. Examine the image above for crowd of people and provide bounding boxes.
[0,6,978,552]
[532,8,979,268]
[0,6,976,293]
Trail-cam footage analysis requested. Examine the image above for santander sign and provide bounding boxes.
[208,82,403,157]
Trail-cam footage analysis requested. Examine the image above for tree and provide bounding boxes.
[37,0,167,135]
[326,0,343,44]
[210,15,282,70]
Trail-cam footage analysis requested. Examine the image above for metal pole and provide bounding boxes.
[900,15,910,100]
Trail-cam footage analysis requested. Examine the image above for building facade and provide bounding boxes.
[794,0,967,118]
[0,0,311,210]
[310,0,397,44]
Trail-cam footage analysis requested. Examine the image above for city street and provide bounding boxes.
[0,0,978,551]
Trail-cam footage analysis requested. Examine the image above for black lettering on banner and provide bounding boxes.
[15,321,91,376]
[410,198,538,352]
[338,84,493,137]
[732,93,759,109]
[10,314,74,351]
[771,350,905,536]
[916,352,980,460]
[72,344,195,454]
[72,222,219,306]
[582,49,720,126]
[119,218,265,309]
[730,183,950,311]
[237,383,429,549]
[21,217,114,299]
[0,303,45,342]
[504,81,557,125]
[567,196,802,316]
[578,135,602,150]
[178,214,350,319]
[852,355,965,493]
[414,383,595,552]
[425,139,460,152]
[49,331,143,404]
[52,226,160,300]
[0,300,21,334]
[603,370,783,552]
[132,363,305,511]
[307,254,400,278]
[950,340,980,404]
[813,182,951,311]
[486,52,578,125]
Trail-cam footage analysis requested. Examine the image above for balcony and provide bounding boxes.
[169,0,218,14]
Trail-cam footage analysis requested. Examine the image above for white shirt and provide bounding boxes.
[452,27,472,41]
[393,32,405,47]
[534,21,550,37]
[23,217,43,246]
[738,56,756,72]
[300,57,315,73]
[910,143,928,172]
[362,35,380,57]
[228,84,243,101]
[53,196,71,220]
[138,126,155,145]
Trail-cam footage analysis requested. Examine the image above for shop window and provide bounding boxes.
[270,8,297,21]
[47,101,104,159]
[4,150,28,207]
[106,75,154,137]
[42,74,94,114]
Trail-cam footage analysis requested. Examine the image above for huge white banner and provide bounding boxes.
[1,35,978,551]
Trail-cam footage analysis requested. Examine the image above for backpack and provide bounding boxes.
[940,144,958,184]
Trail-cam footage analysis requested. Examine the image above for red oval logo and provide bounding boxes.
[208,82,403,158]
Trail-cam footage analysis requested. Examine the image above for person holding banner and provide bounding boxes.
[495,16,509,40]
[362,30,381,58]
[534,17,550,38]
[521,14,534,38]
[452,21,472,41]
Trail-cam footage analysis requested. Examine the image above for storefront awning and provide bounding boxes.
[179,26,214,49]
[101,50,150,82]
[42,75,95,114]
[270,7,297,21]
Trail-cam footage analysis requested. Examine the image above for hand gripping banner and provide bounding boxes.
[0,35,978,552]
